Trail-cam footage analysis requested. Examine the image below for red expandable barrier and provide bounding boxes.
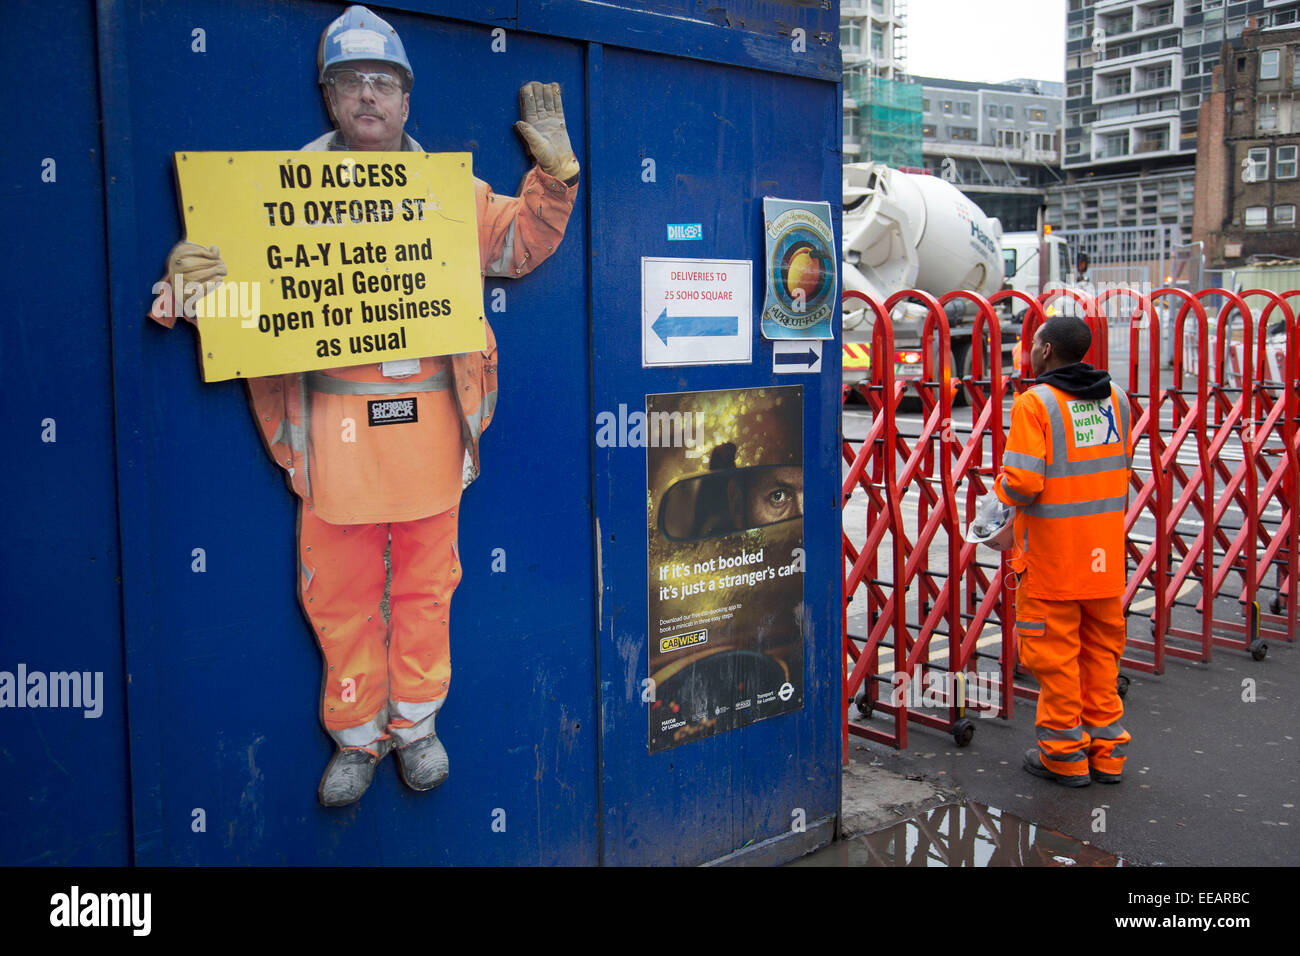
[842,283,1300,752]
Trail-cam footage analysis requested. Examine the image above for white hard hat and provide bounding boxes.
[965,495,1016,551]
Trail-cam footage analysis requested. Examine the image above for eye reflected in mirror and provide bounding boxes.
[659,465,805,542]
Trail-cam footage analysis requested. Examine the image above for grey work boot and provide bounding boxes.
[319,745,387,807]
[396,733,449,791]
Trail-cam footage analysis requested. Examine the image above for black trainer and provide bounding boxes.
[1090,767,1123,784]
[1023,747,1091,788]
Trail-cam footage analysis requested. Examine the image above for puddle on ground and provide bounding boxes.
[793,802,1126,867]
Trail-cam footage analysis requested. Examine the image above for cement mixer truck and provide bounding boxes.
[841,163,1021,402]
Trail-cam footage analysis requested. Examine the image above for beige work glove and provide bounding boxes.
[514,81,580,183]
[155,241,227,323]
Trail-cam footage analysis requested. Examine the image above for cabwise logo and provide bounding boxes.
[667,223,703,241]
[659,629,708,653]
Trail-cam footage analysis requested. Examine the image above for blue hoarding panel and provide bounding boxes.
[3,0,840,866]
[589,45,841,865]
[0,0,132,865]
[102,0,596,865]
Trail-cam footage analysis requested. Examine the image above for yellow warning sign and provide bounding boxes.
[173,151,485,381]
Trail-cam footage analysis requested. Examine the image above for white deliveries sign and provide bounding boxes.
[641,257,752,367]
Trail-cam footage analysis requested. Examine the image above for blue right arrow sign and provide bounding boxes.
[773,340,823,374]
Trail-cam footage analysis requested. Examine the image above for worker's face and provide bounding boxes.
[325,60,409,151]
[1029,327,1050,377]
[727,466,804,529]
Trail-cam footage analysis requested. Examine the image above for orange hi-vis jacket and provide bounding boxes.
[994,370,1133,600]
[151,131,577,520]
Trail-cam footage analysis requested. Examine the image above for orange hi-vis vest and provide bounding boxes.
[994,380,1133,600]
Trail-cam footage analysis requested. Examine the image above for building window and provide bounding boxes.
[986,103,998,118]
[1066,142,1083,155]
[1277,205,1297,226]
[1068,84,1083,98]
[951,126,977,141]
[1035,132,1055,151]
[942,100,954,114]
[1278,145,1298,179]
[1245,206,1269,228]
[923,97,931,112]
[1260,99,1279,132]
[1183,93,1201,110]
[1100,132,1129,158]
[1261,50,1281,81]
[996,128,1024,149]
[1102,73,1132,96]
[959,102,972,116]
[922,124,937,138]
[1028,108,1047,122]
[1248,147,1270,181]
[1003,105,1014,119]
[845,113,860,138]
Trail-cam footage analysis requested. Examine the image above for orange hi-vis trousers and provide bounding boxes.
[298,504,461,751]
[1015,591,1131,779]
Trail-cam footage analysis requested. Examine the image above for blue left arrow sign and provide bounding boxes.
[652,309,739,346]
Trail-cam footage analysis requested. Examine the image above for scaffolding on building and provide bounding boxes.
[846,73,922,168]
[893,0,908,76]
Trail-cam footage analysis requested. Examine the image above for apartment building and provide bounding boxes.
[1193,23,1300,264]
[841,0,919,165]
[1052,0,1300,249]
[916,76,1064,231]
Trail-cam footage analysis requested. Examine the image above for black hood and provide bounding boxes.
[1034,362,1112,400]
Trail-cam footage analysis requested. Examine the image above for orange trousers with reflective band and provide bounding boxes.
[298,504,461,742]
[1015,591,1131,778]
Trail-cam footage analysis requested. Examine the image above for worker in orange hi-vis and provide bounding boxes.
[994,316,1134,788]
[147,6,579,807]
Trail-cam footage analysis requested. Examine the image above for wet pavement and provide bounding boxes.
[794,801,1126,867]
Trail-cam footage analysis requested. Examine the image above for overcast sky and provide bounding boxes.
[904,0,1066,85]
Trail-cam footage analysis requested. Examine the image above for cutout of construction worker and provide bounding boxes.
[148,5,579,806]
[994,316,1134,788]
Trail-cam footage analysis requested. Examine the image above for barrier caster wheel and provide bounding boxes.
[952,719,975,747]
[1269,596,1283,615]
[1250,639,1268,662]
[855,695,873,718]
[1116,675,1130,699]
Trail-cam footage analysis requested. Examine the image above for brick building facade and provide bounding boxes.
[1193,21,1300,265]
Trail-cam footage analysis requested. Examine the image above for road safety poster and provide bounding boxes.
[645,386,805,753]
[171,151,485,381]
[761,198,836,340]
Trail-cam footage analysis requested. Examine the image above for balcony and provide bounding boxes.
[1135,139,1168,153]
